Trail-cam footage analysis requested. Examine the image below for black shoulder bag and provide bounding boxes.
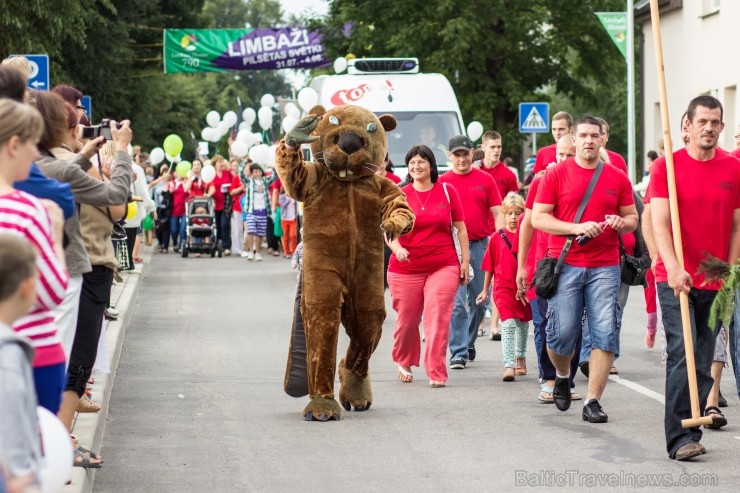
[618,192,650,286]
[534,161,604,299]
[498,229,517,259]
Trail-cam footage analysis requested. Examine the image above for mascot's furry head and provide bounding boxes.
[308,105,396,181]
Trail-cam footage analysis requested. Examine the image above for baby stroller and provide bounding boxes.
[181,196,223,258]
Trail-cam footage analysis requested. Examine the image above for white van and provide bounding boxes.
[309,58,465,178]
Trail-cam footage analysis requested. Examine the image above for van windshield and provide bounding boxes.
[379,111,462,176]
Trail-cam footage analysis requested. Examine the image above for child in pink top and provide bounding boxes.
[477,193,531,381]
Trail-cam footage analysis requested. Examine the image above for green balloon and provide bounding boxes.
[175,160,192,178]
[163,134,184,156]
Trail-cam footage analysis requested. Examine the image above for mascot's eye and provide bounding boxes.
[366,123,377,132]
[328,116,340,126]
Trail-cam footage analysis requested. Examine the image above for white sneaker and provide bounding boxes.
[246,251,254,260]
[255,252,263,261]
[106,306,120,317]
[240,251,249,258]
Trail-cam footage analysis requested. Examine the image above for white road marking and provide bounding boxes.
[609,375,665,404]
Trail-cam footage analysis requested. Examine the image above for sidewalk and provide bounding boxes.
[62,245,152,493]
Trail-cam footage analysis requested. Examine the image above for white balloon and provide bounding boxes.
[236,129,252,144]
[217,121,231,136]
[267,144,278,166]
[284,102,301,119]
[248,145,260,163]
[165,153,176,162]
[201,128,213,142]
[38,406,73,493]
[255,144,271,165]
[257,106,272,122]
[297,87,319,111]
[149,147,165,165]
[282,116,298,133]
[238,121,250,131]
[466,121,484,142]
[253,132,263,145]
[333,56,348,74]
[231,140,249,157]
[243,107,256,124]
[260,94,275,108]
[223,111,238,127]
[208,128,220,142]
[206,110,220,128]
[201,164,216,183]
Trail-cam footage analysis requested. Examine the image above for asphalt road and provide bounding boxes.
[95,251,740,492]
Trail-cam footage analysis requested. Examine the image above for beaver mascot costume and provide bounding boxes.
[277,104,414,421]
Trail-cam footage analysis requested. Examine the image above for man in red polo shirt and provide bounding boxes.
[533,111,573,174]
[439,135,503,369]
[649,95,740,461]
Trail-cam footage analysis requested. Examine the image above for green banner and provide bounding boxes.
[163,28,328,73]
[595,12,627,60]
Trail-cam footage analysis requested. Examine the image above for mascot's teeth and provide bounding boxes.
[347,170,354,176]
[339,170,347,178]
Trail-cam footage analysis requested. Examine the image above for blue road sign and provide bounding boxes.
[20,54,50,91]
[519,102,550,133]
[81,96,92,120]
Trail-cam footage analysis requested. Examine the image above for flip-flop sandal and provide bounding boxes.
[430,381,445,388]
[397,365,413,383]
[74,448,103,468]
[610,366,619,375]
[704,406,727,429]
[477,328,487,337]
[571,392,582,401]
[538,386,554,403]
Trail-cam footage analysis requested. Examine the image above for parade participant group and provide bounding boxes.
[1,52,740,493]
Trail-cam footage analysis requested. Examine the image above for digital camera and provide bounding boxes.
[81,119,121,140]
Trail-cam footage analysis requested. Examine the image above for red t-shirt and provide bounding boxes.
[230,175,245,213]
[535,158,635,268]
[386,172,401,184]
[170,180,187,217]
[388,182,464,275]
[481,227,532,322]
[479,162,518,198]
[731,147,740,159]
[533,144,557,174]
[188,176,208,199]
[209,170,233,211]
[647,148,740,289]
[606,150,628,175]
[621,232,636,256]
[438,168,501,241]
[525,176,549,301]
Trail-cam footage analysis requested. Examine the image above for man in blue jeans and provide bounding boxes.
[649,95,740,460]
[532,116,637,423]
[439,135,502,369]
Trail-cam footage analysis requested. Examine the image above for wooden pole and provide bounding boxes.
[648,0,712,428]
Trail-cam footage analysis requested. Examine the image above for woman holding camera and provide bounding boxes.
[32,91,133,467]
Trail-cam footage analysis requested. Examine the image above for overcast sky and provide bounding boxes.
[281,0,328,18]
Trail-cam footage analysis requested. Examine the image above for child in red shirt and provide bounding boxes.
[477,193,532,381]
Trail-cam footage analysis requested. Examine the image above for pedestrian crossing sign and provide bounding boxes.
[519,102,550,133]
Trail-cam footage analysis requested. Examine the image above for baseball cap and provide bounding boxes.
[448,135,473,153]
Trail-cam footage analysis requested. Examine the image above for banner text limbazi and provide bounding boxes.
[163,27,329,73]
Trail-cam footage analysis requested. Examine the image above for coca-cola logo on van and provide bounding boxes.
[330,84,372,105]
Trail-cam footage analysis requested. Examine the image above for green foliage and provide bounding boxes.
[708,261,740,331]
[315,0,631,163]
[1,0,292,159]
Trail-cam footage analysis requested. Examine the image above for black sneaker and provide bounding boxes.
[582,399,608,423]
[468,347,476,362]
[553,377,572,411]
[450,359,466,370]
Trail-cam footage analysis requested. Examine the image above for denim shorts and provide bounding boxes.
[546,263,620,356]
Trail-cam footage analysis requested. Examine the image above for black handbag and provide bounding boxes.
[620,250,650,286]
[534,161,604,299]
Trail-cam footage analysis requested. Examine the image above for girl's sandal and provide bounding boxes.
[397,366,413,383]
[74,448,103,468]
[538,386,554,403]
[430,381,445,388]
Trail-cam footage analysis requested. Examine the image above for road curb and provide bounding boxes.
[62,247,152,493]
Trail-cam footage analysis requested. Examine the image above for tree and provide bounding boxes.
[315,0,629,162]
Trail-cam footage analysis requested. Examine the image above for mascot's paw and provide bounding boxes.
[285,115,321,148]
[303,396,343,422]
[381,216,413,243]
[338,362,373,412]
